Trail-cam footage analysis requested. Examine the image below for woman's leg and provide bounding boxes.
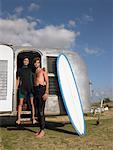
[16,98,24,124]
[30,97,37,124]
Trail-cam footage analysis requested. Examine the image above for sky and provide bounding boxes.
[0,0,112,101]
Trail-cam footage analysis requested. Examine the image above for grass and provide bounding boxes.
[0,117,113,150]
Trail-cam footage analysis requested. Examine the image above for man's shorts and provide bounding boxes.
[19,91,34,99]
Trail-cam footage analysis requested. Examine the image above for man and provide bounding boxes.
[33,57,49,138]
[16,57,36,125]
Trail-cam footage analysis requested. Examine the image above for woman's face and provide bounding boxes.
[23,58,29,66]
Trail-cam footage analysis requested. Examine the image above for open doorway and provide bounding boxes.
[17,51,41,73]
[16,51,41,112]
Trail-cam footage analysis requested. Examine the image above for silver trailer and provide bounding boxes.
[0,44,90,119]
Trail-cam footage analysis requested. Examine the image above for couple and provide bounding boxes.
[16,56,49,138]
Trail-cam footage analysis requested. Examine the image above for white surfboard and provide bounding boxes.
[57,54,86,135]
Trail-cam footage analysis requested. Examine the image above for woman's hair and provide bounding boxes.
[23,56,29,60]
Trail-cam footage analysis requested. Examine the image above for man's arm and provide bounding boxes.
[43,70,49,94]
[42,70,49,101]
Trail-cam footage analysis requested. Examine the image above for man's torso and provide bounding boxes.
[34,68,45,86]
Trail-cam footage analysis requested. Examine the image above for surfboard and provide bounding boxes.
[57,53,86,135]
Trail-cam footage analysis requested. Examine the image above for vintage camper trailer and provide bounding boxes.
[0,44,90,119]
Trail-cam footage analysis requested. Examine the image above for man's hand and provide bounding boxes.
[42,93,48,101]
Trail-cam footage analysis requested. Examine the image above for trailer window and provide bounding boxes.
[49,76,59,95]
[47,56,58,95]
[47,56,57,74]
[0,60,8,100]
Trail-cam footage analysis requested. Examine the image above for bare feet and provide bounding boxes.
[36,130,45,138]
[35,131,40,136]
[16,119,21,125]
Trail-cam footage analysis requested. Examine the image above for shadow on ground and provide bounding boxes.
[4,121,78,136]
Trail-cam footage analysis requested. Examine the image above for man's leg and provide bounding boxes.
[34,85,46,137]
[36,95,46,137]
[36,101,45,138]
[16,98,24,124]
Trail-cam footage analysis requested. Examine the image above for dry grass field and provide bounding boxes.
[0,102,113,150]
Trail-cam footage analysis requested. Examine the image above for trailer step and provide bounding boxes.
[18,118,38,125]
[20,118,31,121]
[16,110,37,125]
[21,111,31,115]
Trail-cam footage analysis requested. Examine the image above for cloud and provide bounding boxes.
[68,20,76,27]
[28,3,40,12]
[70,14,94,26]
[79,14,94,24]
[0,18,79,49]
[6,6,24,19]
[84,47,104,56]
[83,14,94,22]
[26,16,42,24]
[15,6,24,15]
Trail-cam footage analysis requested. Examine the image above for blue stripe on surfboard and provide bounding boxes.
[57,53,86,135]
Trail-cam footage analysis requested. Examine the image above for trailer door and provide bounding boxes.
[0,45,13,112]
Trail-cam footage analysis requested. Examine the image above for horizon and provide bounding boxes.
[0,0,112,101]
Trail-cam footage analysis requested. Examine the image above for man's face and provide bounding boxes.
[23,58,29,66]
[34,60,40,68]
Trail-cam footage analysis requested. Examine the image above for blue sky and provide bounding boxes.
[0,0,112,100]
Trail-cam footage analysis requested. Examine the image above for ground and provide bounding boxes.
[0,109,113,150]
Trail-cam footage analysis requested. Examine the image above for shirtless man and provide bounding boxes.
[33,57,49,138]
